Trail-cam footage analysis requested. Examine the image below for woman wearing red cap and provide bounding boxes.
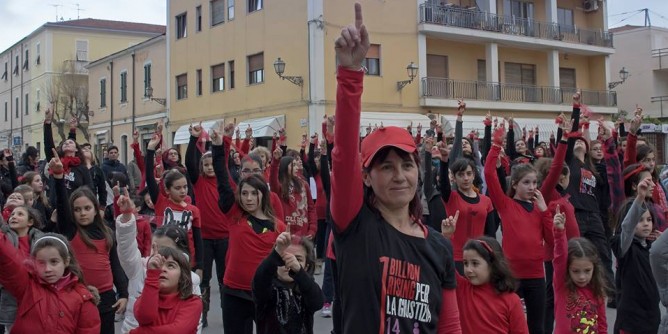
[330,4,461,333]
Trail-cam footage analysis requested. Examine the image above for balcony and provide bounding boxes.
[62,60,89,75]
[422,77,617,108]
[419,4,613,54]
[652,48,668,71]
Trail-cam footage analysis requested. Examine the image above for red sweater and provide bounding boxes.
[553,229,607,334]
[194,176,230,239]
[0,234,100,333]
[455,274,528,333]
[131,269,202,333]
[71,233,113,293]
[223,204,286,291]
[443,192,493,261]
[269,161,317,238]
[330,67,461,333]
[484,145,553,279]
[155,197,202,267]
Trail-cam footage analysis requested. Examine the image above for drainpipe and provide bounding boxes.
[20,43,24,152]
[9,49,13,149]
[131,52,136,136]
[109,61,114,144]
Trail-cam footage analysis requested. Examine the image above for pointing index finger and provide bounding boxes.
[354,3,363,30]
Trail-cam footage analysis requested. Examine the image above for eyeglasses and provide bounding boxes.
[241,168,263,174]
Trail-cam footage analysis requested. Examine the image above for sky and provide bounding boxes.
[0,0,667,52]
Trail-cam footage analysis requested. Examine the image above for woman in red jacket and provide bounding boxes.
[211,123,286,334]
[131,246,202,333]
[330,4,460,333]
[0,233,100,333]
[484,125,553,334]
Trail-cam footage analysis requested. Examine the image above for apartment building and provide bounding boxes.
[87,34,167,163]
[167,0,616,148]
[0,19,164,154]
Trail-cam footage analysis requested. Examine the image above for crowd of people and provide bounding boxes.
[0,3,666,334]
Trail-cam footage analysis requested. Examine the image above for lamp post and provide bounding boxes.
[397,62,419,91]
[273,57,304,87]
[608,67,629,90]
[145,86,166,106]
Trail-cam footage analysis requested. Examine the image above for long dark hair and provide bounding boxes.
[69,187,113,250]
[363,147,423,220]
[636,144,658,179]
[237,174,275,225]
[564,237,608,299]
[507,163,537,198]
[278,156,303,202]
[153,225,190,257]
[21,171,50,209]
[156,246,194,300]
[462,237,517,293]
[12,205,43,230]
[623,163,651,198]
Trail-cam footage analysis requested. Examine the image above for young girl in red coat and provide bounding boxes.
[212,123,286,334]
[484,125,553,334]
[132,246,202,333]
[552,205,607,334]
[0,232,100,333]
[441,217,529,334]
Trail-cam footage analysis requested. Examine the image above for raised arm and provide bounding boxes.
[44,109,56,161]
[50,151,76,239]
[484,129,510,208]
[620,184,650,257]
[450,101,465,161]
[4,149,18,190]
[552,208,568,293]
[185,132,202,185]
[115,196,144,280]
[144,134,162,205]
[540,139,568,204]
[212,126,235,214]
[0,234,30,301]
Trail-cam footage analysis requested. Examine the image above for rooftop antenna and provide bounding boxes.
[73,3,85,19]
[644,8,651,27]
[49,3,63,22]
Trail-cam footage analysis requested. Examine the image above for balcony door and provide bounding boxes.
[504,62,538,102]
[503,0,535,36]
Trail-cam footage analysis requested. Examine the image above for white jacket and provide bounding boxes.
[116,214,202,334]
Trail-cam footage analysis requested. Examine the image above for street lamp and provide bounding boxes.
[397,62,419,91]
[145,86,166,106]
[273,57,304,87]
[608,67,629,90]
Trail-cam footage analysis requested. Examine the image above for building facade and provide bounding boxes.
[166,0,616,148]
[0,19,164,155]
[87,34,167,164]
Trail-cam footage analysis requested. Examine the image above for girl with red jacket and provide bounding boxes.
[484,125,553,334]
[145,134,204,276]
[132,247,202,333]
[51,150,129,334]
[0,232,100,333]
[331,5,460,333]
[211,124,286,334]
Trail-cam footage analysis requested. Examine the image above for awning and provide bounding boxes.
[233,115,285,139]
[359,112,431,136]
[173,119,224,145]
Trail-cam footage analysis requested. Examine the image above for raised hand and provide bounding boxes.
[112,181,122,197]
[573,91,581,104]
[117,193,136,214]
[301,133,308,148]
[273,146,283,161]
[274,232,291,256]
[49,148,64,176]
[424,136,434,153]
[629,114,642,134]
[147,133,161,150]
[282,252,302,272]
[69,117,78,129]
[599,120,612,140]
[210,129,223,146]
[245,125,253,139]
[235,127,241,139]
[223,122,235,138]
[456,99,466,116]
[636,177,653,200]
[132,129,139,143]
[148,254,166,270]
[3,148,12,159]
[553,205,565,230]
[45,108,53,124]
[437,141,450,162]
[334,3,370,71]
[441,210,460,238]
[156,120,164,135]
[190,122,203,138]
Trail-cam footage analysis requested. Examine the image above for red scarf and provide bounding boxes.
[61,156,81,175]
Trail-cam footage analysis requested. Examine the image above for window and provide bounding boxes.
[248,53,264,84]
[36,89,40,112]
[557,8,575,34]
[2,62,6,80]
[14,55,18,75]
[121,135,128,164]
[24,93,29,115]
[559,68,576,88]
[248,0,262,13]
[23,49,29,71]
[212,0,225,26]
[76,40,88,61]
[504,62,536,85]
[144,63,152,97]
[426,54,448,78]
[196,6,202,31]
[4,102,7,121]
[176,13,187,39]
[504,0,534,19]
[477,59,486,82]
[120,72,128,103]
[228,60,235,89]
[100,78,107,107]
[228,0,235,20]
[15,97,19,118]
[362,44,380,76]
[36,42,40,65]
[196,69,203,96]
[176,74,188,100]
[212,63,225,92]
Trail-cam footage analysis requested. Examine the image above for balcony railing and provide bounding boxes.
[422,77,617,107]
[652,48,668,70]
[419,4,613,48]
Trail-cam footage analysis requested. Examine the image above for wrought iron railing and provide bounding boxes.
[652,48,668,70]
[422,77,617,107]
[419,4,613,48]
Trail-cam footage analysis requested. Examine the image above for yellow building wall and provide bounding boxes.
[426,39,485,81]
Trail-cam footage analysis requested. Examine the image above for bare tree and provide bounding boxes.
[44,61,90,143]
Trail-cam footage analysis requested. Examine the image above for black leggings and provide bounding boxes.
[331,259,343,334]
[201,238,228,290]
[315,219,327,259]
[517,278,546,334]
[544,261,555,334]
[222,290,255,334]
[98,289,117,334]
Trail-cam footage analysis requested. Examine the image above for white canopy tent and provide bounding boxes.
[233,115,285,139]
[359,112,432,136]
[172,119,224,145]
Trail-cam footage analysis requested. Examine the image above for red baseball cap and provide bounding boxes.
[361,126,417,168]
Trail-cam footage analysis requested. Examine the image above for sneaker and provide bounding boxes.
[321,303,332,318]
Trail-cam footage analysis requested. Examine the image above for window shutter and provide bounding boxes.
[504,63,522,84]
[426,54,448,78]
[212,0,226,25]
[559,68,576,88]
[249,54,263,72]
